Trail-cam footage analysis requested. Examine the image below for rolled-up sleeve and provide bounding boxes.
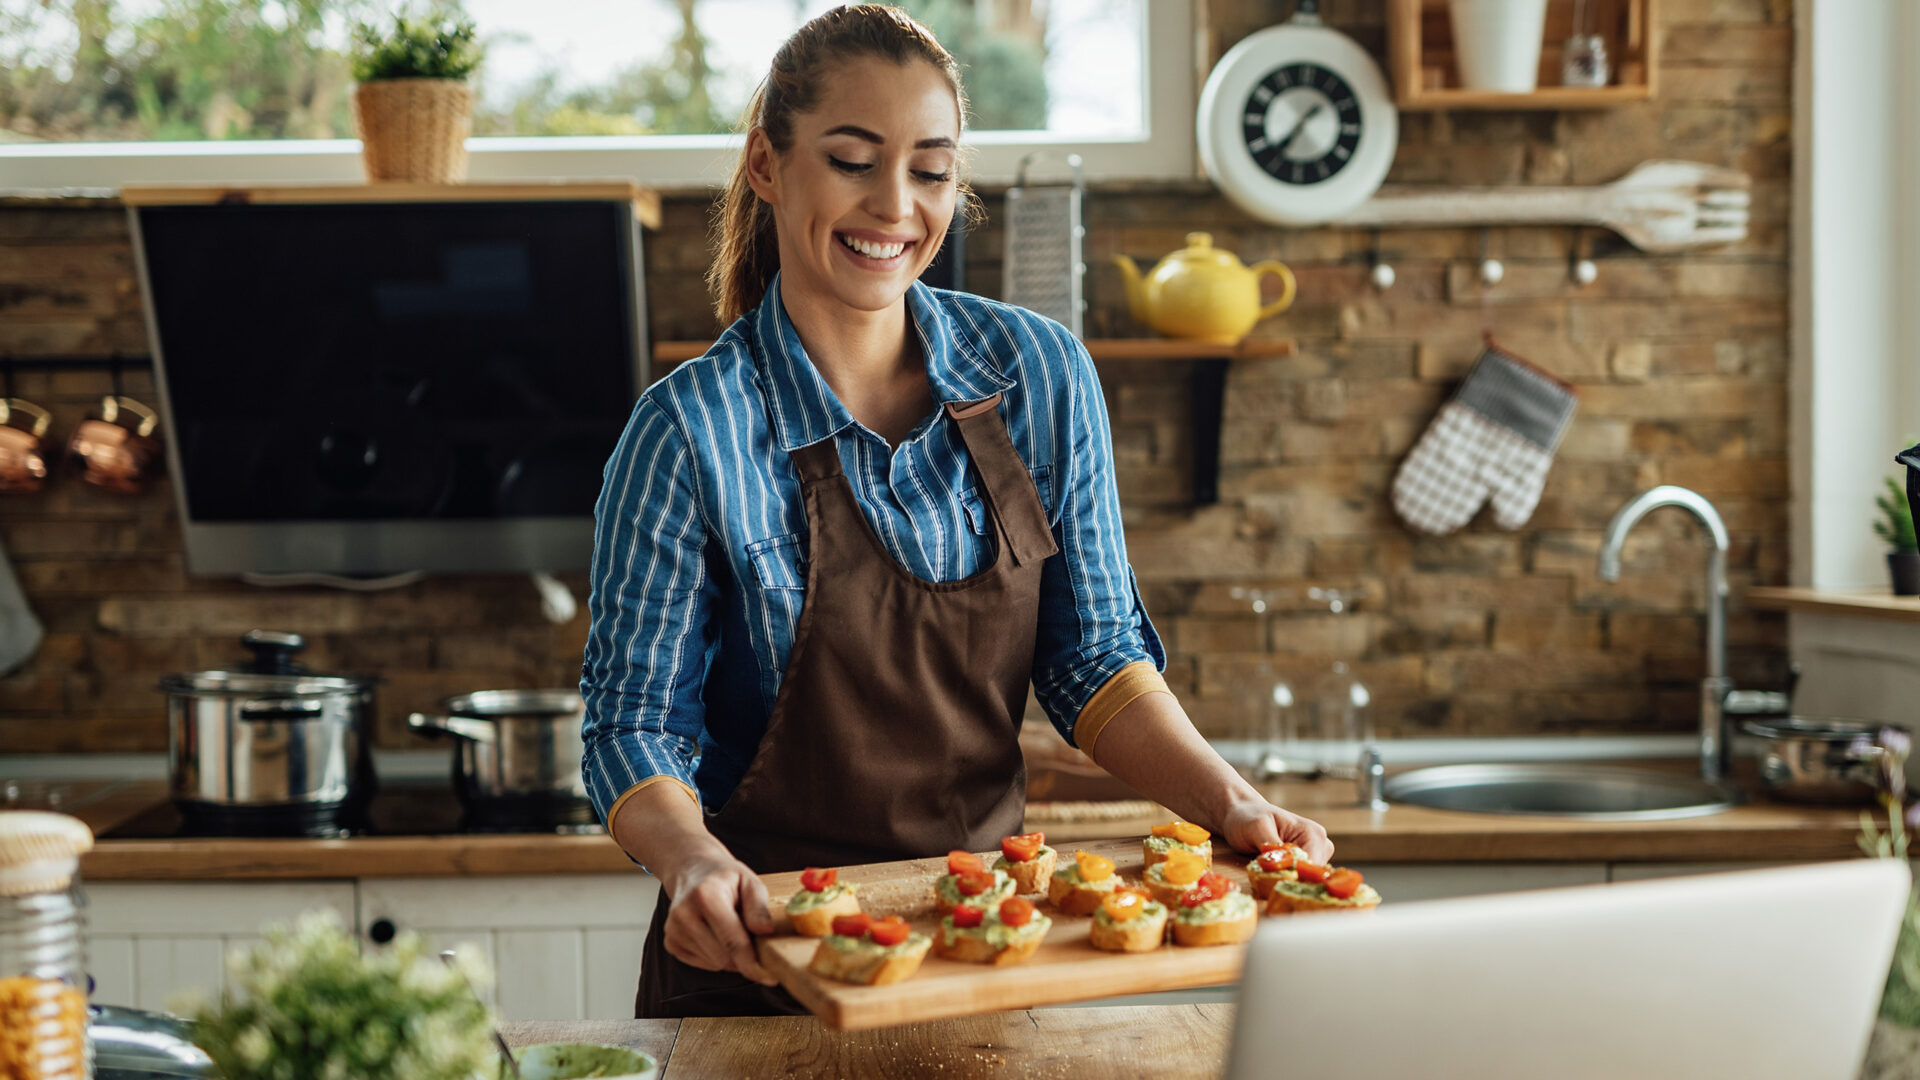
[580,397,714,824]
[1030,331,1167,748]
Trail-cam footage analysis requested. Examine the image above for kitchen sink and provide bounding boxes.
[1382,763,1738,820]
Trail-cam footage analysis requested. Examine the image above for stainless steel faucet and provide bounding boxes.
[1597,486,1733,784]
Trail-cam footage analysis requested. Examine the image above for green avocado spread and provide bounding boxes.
[1171,891,1257,925]
[1052,864,1120,890]
[786,882,855,912]
[822,931,930,956]
[937,869,1015,907]
[1144,835,1210,856]
[1092,900,1167,929]
[1273,879,1381,906]
[939,910,1053,949]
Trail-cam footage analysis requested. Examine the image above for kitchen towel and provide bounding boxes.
[0,536,43,676]
[1392,342,1579,534]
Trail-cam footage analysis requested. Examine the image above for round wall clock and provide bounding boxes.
[1197,5,1399,226]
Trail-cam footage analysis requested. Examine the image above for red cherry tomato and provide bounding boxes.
[1000,832,1046,862]
[1182,871,1236,908]
[950,904,985,929]
[799,867,836,892]
[948,850,986,875]
[868,916,910,946]
[1257,841,1288,854]
[1295,860,1332,884]
[1257,848,1296,873]
[956,869,996,896]
[831,913,873,938]
[999,896,1037,927]
[1325,868,1365,900]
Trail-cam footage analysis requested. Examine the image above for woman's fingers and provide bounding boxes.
[738,870,777,937]
[696,874,777,985]
[663,904,728,971]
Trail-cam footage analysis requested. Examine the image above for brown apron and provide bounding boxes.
[636,394,1059,1018]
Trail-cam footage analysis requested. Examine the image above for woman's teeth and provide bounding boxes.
[839,234,907,259]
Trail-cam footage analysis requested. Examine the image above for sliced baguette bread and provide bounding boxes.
[807,934,931,985]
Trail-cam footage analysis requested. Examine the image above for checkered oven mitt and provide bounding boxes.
[1391,344,1578,534]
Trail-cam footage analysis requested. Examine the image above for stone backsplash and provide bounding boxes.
[0,0,1791,753]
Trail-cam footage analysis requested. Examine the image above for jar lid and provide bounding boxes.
[0,810,95,895]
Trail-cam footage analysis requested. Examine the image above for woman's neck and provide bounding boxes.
[779,278,934,447]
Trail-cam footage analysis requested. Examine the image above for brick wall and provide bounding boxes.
[0,0,1791,753]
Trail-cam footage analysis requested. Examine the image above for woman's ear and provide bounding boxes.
[743,127,780,206]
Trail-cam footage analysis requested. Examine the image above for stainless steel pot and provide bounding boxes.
[1743,717,1910,804]
[408,690,589,806]
[161,631,376,827]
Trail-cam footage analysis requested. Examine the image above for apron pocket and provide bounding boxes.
[746,533,806,590]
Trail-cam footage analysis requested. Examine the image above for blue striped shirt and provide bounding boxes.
[579,274,1165,821]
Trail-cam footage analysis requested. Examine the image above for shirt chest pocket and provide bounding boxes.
[745,533,806,591]
[959,465,1053,536]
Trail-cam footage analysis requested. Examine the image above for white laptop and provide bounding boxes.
[1226,859,1910,1080]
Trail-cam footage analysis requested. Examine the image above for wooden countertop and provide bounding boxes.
[68,760,1869,880]
[1749,586,1920,624]
[502,1005,1232,1080]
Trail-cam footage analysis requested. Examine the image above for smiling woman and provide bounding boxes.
[580,3,1331,1023]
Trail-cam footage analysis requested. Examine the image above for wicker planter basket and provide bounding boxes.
[352,78,473,183]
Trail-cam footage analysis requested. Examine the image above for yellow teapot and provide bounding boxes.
[1112,232,1296,345]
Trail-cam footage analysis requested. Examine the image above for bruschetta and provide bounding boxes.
[1142,848,1208,907]
[1143,821,1212,869]
[1048,849,1122,916]
[934,849,1016,915]
[1088,886,1169,953]
[1266,864,1382,915]
[1244,842,1306,901]
[807,913,931,985]
[992,831,1057,894]
[933,896,1052,965]
[1170,872,1258,947]
[785,866,862,936]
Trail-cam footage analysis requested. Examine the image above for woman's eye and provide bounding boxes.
[916,171,953,184]
[829,156,872,174]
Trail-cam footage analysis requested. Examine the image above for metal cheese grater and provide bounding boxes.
[1001,151,1086,337]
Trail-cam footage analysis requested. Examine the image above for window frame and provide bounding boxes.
[0,1,1194,191]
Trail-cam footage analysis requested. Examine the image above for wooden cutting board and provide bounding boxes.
[756,836,1255,1030]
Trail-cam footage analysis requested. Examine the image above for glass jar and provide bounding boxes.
[0,811,95,1080]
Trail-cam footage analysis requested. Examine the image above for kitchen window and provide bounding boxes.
[0,0,1194,188]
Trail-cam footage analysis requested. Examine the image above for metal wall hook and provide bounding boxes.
[1368,230,1395,291]
[1477,230,1503,286]
[1568,227,1598,286]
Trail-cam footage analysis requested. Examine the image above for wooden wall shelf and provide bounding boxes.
[1386,0,1656,111]
[1748,587,1920,626]
[652,337,1296,508]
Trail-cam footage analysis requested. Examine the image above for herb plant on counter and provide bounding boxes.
[352,11,482,82]
[187,910,500,1080]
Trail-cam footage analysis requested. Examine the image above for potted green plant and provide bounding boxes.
[351,10,482,183]
[1876,475,1919,596]
[186,911,501,1080]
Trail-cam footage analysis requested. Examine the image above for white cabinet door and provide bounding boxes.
[84,881,356,1011]
[358,873,660,1021]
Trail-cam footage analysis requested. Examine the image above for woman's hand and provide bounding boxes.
[1216,796,1334,864]
[660,851,779,986]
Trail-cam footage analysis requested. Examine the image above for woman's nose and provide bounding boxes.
[865,168,914,222]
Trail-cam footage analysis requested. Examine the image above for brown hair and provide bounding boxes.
[707,4,982,326]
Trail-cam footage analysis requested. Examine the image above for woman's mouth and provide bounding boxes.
[835,232,914,268]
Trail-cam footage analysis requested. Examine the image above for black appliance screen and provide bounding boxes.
[138,201,642,521]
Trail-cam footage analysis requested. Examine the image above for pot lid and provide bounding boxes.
[445,689,583,717]
[159,630,376,697]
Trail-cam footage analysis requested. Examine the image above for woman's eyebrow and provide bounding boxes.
[821,124,956,150]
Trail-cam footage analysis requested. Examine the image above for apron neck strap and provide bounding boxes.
[945,395,1059,567]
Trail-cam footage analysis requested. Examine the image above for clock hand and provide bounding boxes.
[1274,103,1327,158]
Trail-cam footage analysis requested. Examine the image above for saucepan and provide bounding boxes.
[408,690,590,810]
[1743,717,1910,805]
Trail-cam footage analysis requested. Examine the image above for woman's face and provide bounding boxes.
[750,55,961,315]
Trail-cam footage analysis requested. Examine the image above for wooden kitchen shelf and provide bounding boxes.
[652,337,1295,507]
[1387,0,1657,111]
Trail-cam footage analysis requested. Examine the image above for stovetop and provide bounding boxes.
[98,783,603,840]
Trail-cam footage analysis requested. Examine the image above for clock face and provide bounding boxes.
[1197,22,1398,225]
[1241,63,1363,187]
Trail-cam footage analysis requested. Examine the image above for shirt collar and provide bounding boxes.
[752,273,1015,452]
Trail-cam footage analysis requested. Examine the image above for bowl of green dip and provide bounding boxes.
[514,1042,657,1080]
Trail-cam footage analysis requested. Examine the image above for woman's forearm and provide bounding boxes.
[1086,690,1262,833]
[609,782,731,897]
